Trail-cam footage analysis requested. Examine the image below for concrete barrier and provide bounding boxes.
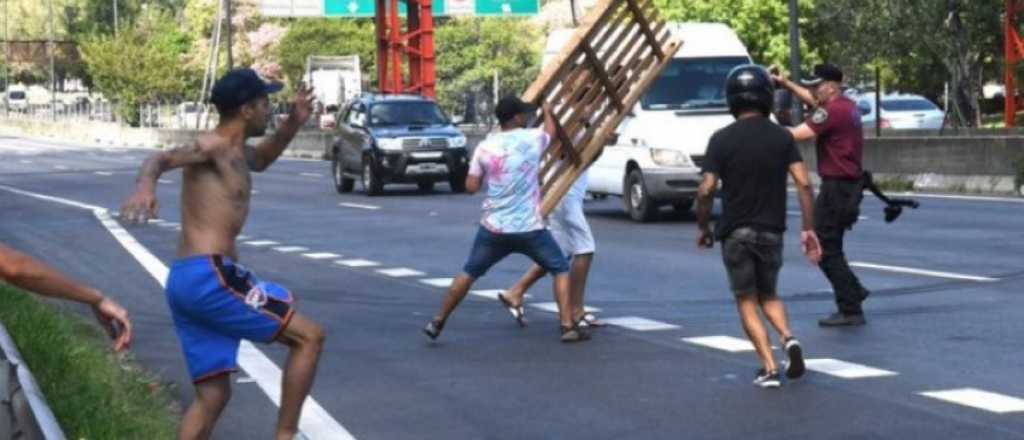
[0,322,65,440]
[2,118,1020,195]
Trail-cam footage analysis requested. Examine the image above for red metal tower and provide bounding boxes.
[1006,0,1024,126]
[375,0,436,98]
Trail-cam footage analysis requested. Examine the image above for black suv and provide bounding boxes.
[330,95,469,195]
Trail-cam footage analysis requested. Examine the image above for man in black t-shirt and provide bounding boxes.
[696,65,822,389]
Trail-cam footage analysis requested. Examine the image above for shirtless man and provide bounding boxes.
[121,68,325,440]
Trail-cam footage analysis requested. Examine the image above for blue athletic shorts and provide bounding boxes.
[165,255,295,383]
[462,226,570,279]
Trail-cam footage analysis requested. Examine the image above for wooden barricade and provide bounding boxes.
[522,0,681,216]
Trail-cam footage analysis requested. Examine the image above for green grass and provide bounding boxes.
[0,284,177,439]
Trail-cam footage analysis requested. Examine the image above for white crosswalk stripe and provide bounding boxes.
[419,278,453,287]
[804,359,898,379]
[919,388,1024,414]
[335,259,381,268]
[302,252,341,260]
[376,268,426,277]
[600,316,680,331]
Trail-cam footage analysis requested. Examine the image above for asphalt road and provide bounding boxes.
[2,135,1023,439]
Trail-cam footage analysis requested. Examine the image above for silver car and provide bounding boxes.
[856,94,945,130]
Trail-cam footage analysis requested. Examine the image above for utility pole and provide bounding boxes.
[787,0,802,122]
[3,0,8,117]
[113,0,119,36]
[49,0,56,121]
[224,0,233,69]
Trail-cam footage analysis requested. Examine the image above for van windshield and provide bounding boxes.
[8,91,26,100]
[640,57,749,111]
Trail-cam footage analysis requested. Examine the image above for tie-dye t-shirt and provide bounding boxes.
[469,128,550,233]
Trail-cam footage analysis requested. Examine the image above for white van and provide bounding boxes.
[543,23,752,221]
[5,84,28,113]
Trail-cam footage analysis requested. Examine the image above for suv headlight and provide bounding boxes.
[449,135,467,148]
[377,138,403,151]
[650,148,694,167]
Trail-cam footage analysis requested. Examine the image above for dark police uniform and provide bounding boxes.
[806,94,870,317]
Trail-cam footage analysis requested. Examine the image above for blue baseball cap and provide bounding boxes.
[210,68,283,110]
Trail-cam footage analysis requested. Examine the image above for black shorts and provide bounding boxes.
[721,227,783,297]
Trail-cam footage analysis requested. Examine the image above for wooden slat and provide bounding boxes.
[519,0,681,215]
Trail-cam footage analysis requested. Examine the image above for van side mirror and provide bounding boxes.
[772,89,795,127]
[857,102,872,116]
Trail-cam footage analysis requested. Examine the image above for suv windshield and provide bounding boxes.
[8,91,26,100]
[369,102,448,127]
[880,99,938,112]
[640,57,749,111]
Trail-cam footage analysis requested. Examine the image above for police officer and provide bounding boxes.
[773,63,871,327]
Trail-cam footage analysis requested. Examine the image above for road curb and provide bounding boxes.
[0,321,66,440]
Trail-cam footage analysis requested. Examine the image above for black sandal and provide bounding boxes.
[497,293,527,327]
[422,319,445,340]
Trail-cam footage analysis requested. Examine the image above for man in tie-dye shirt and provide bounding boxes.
[423,96,588,343]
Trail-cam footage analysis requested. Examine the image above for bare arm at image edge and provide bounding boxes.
[0,244,132,351]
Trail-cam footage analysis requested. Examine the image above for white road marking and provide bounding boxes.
[148,218,165,224]
[601,316,680,331]
[919,388,1024,414]
[301,172,324,178]
[243,240,279,247]
[157,222,179,228]
[237,234,251,240]
[376,267,425,277]
[849,261,998,282]
[468,289,532,300]
[302,252,341,260]
[339,202,381,210]
[804,358,898,379]
[273,246,309,253]
[94,171,114,176]
[335,259,380,268]
[0,186,355,439]
[19,160,32,164]
[682,335,755,352]
[419,278,454,288]
[158,179,174,184]
[888,192,1024,204]
[530,302,601,314]
[54,165,69,170]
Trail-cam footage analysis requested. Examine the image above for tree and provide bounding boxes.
[435,17,542,120]
[813,0,1002,127]
[80,10,197,124]
[652,0,822,70]
[275,18,377,92]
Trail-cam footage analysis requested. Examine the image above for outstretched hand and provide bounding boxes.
[92,295,133,352]
[290,84,316,126]
[801,229,822,264]
[120,190,158,224]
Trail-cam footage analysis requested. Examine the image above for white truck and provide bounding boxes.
[543,23,753,222]
[305,55,363,129]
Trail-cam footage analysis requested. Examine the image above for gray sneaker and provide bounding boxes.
[753,369,781,388]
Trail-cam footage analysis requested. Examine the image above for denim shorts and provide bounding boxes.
[721,227,784,297]
[462,226,570,279]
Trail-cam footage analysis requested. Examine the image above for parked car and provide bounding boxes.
[5,86,28,113]
[856,94,945,130]
[330,94,469,195]
[545,23,752,221]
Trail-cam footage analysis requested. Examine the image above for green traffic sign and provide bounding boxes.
[474,0,538,15]
[324,0,445,17]
[323,0,537,17]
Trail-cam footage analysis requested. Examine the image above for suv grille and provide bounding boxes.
[401,137,448,149]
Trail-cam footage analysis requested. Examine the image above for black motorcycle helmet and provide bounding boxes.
[725,64,774,118]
